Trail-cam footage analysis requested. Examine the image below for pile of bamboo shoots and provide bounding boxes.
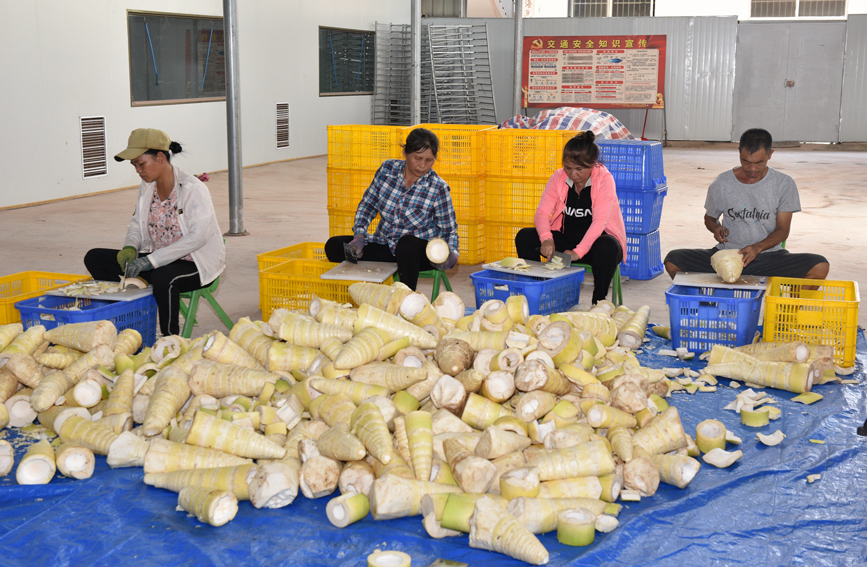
[0,286,843,564]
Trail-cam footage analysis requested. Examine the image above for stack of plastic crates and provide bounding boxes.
[326,125,401,250]
[397,124,493,265]
[483,129,577,263]
[598,139,667,280]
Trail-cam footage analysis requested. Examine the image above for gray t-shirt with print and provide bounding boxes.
[704,167,800,252]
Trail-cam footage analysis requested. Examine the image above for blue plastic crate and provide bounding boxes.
[618,185,667,234]
[16,294,158,348]
[621,230,663,280]
[665,284,765,353]
[470,269,585,315]
[598,139,666,191]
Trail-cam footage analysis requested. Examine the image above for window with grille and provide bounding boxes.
[570,0,654,17]
[319,27,375,96]
[127,11,226,106]
[751,0,845,17]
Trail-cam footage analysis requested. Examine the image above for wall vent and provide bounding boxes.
[276,103,290,148]
[80,116,107,179]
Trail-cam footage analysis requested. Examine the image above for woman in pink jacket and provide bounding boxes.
[514,131,627,304]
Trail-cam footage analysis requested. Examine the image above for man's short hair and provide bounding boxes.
[739,128,773,154]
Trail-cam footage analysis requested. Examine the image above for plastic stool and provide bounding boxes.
[393,269,452,301]
[179,276,234,339]
[571,263,623,306]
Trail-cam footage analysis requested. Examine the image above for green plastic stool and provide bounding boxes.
[571,263,623,307]
[392,268,452,301]
[179,276,234,339]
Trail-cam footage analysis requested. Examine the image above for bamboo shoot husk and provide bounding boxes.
[44,321,117,352]
[177,486,238,527]
[143,438,251,474]
[203,331,264,369]
[354,304,437,349]
[186,410,286,460]
[470,496,549,565]
[145,464,256,500]
[368,474,462,520]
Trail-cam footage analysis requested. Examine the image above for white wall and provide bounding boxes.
[0,0,409,209]
[655,0,749,18]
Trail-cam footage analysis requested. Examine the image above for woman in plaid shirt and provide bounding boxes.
[325,128,459,291]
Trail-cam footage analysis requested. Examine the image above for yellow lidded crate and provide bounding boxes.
[259,259,393,321]
[485,129,580,178]
[763,277,860,367]
[257,242,328,272]
[485,176,548,225]
[1,271,90,325]
[327,125,401,171]
[398,124,495,176]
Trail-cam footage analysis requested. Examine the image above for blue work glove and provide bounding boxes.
[126,256,153,279]
[117,246,138,270]
[348,233,366,258]
[433,251,459,270]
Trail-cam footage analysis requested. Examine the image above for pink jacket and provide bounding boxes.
[534,163,627,259]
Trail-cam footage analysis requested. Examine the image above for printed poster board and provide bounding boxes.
[522,35,666,109]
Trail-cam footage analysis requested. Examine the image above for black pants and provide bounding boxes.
[324,234,435,291]
[84,248,205,336]
[515,228,623,304]
[664,248,828,278]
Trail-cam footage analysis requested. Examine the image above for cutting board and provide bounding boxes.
[674,272,768,290]
[481,259,585,280]
[45,280,154,302]
[320,261,398,283]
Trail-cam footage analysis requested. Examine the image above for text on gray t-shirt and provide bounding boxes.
[704,167,800,251]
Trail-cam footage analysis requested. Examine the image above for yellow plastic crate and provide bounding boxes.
[398,124,495,176]
[326,167,374,211]
[485,129,579,179]
[763,277,860,367]
[485,176,548,225]
[483,221,529,264]
[457,221,485,266]
[440,173,484,223]
[328,208,380,237]
[257,242,327,272]
[327,125,401,171]
[259,259,393,321]
[328,209,484,266]
[1,271,90,325]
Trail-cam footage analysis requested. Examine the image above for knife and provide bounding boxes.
[119,260,129,289]
[550,251,574,266]
[343,242,359,264]
[535,247,574,266]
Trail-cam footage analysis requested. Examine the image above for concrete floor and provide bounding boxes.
[2,142,865,337]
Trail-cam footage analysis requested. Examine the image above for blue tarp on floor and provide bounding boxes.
[1,329,866,567]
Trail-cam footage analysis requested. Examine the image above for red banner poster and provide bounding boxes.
[522,35,666,109]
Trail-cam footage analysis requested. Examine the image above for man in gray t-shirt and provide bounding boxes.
[665,128,829,280]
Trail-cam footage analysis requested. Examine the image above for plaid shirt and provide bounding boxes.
[354,159,459,255]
